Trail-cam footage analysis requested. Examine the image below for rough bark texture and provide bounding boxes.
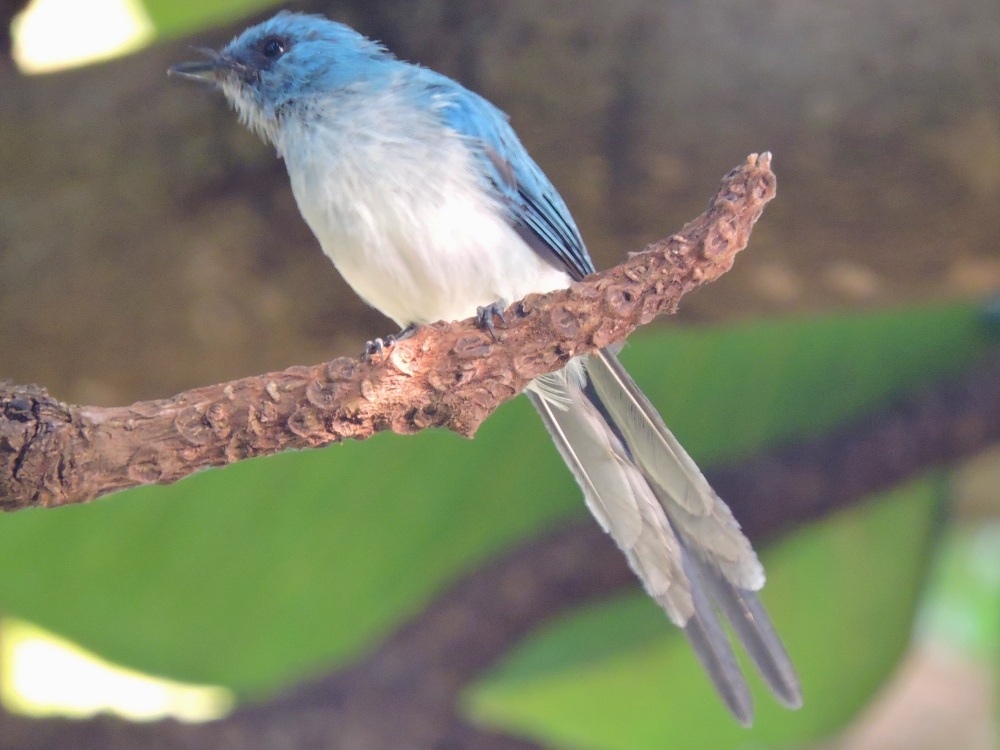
[5,0,1000,408]
[1,345,998,749]
[0,154,774,512]
[4,1,1000,747]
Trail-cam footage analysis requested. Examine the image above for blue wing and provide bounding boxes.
[419,72,595,281]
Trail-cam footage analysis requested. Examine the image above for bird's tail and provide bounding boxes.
[525,349,802,725]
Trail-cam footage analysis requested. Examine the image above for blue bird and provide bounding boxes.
[170,11,801,724]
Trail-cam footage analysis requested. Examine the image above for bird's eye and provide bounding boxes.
[260,36,286,60]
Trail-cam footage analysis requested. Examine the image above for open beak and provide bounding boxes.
[167,58,226,82]
[168,46,243,82]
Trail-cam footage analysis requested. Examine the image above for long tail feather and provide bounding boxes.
[586,348,764,591]
[527,350,802,723]
[690,553,803,709]
[680,547,754,726]
[527,384,693,624]
[526,388,643,548]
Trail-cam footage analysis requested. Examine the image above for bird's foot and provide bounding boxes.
[390,323,419,345]
[476,300,508,341]
[362,338,387,362]
[362,323,419,362]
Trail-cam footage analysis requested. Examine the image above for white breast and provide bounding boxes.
[274,87,572,328]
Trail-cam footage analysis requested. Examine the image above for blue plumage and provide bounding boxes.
[426,77,595,279]
[169,11,800,725]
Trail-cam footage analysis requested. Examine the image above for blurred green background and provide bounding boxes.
[2,0,1000,748]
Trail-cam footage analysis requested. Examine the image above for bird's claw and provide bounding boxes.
[476,300,508,341]
[392,322,419,345]
[363,337,387,362]
[362,323,419,362]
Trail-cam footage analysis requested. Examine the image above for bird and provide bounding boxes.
[169,11,801,725]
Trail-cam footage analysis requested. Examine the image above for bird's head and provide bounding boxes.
[169,12,390,143]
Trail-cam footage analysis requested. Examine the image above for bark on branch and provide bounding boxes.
[4,349,999,750]
[0,153,775,512]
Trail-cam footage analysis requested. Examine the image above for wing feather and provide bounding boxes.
[424,74,594,280]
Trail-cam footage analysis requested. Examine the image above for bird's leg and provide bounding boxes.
[388,322,419,345]
[362,323,419,362]
[362,338,386,362]
[476,300,508,341]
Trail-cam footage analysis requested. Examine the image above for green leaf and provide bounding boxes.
[916,522,1000,661]
[621,302,993,464]
[0,400,577,696]
[463,476,945,749]
[141,0,286,39]
[0,303,988,697]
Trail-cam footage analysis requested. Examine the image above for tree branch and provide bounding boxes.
[0,153,775,512]
[4,348,999,749]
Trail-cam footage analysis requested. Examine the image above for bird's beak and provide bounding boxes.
[167,58,226,82]
[169,45,242,82]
